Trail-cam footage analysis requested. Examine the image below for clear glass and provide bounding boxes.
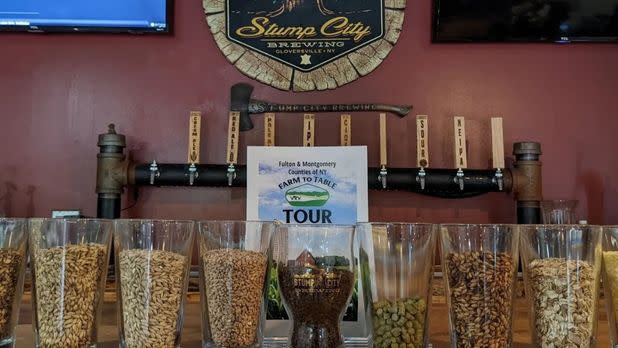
[602,226,618,347]
[541,199,578,224]
[29,218,113,348]
[358,223,436,348]
[520,224,602,348]
[0,219,28,347]
[198,221,273,348]
[440,224,519,348]
[271,224,355,348]
[114,219,195,348]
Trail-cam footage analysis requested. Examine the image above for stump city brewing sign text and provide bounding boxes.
[226,0,384,71]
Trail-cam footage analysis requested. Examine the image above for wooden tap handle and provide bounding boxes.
[303,114,315,147]
[187,111,201,164]
[416,115,429,167]
[380,113,387,167]
[227,111,240,165]
[340,114,351,146]
[491,117,505,169]
[453,116,467,169]
[264,113,275,146]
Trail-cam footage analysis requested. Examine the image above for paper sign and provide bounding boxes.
[247,146,368,224]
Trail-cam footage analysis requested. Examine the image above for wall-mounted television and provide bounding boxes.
[433,0,618,43]
[0,0,172,34]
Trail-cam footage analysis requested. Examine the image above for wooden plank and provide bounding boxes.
[340,114,351,146]
[303,114,315,147]
[491,117,505,169]
[380,113,387,166]
[416,115,429,167]
[453,116,467,169]
[226,111,240,165]
[187,111,201,164]
[264,113,275,146]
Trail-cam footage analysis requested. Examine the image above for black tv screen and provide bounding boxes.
[433,0,618,42]
[0,0,171,33]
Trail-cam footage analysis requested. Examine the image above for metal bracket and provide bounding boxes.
[493,168,504,191]
[454,168,465,191]
[416,167,426,190]
[188,163,199,186]
[378,166,388,189]
[227,164,237,186]
[149,160,160,185]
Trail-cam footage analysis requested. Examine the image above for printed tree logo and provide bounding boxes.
[285,184,330,207]
[268,0,334,17]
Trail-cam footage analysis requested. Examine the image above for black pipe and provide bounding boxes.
[97,194,121,219]
[133,163,506,199]
[517,202,541,224]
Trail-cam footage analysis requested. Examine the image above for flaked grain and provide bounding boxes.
[528,258,595,348]
[202,249,268,347]
[119,249,187,348]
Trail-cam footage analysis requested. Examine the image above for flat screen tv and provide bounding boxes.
[433,0,618,42]
[0,0,172,34]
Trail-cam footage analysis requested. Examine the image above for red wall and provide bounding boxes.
[1,0,617,223]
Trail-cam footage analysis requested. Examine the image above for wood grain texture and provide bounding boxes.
[203,0,406,91]
[264,113,276,146]
[341,114,351,146]
[303,114,315,146]
[491,117,505,169]
[227,112,240,164]
[453,116,467,169]
[416,115,429,167]
[380,113,387,166]
[187,112,202,164]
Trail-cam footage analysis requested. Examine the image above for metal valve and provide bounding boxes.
[378,166,388,189]
[454,168,465,191]
[149,160,160,185]
[227,164,237,186]
[416,167,426,190]
[493,168,504,191]
[188,163,198,186]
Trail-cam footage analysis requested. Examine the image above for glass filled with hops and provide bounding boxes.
[358,223,437,348]
[197,221,274,348]
[520,224,602,348]
[114,219,195,348]
[30,218,113,348]
[0,219,28,347]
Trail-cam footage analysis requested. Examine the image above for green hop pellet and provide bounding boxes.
[372,297,427,348]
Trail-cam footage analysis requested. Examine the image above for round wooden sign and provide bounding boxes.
[203,0,407,92]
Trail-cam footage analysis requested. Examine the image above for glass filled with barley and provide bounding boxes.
[0,219,28,347]
[30,218,113,348]
[521,224,602,348]
[198,221,273,348]
[440,224,519,348]
[114,219,195,348]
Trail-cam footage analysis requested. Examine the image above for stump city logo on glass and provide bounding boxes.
[226,0,385,71]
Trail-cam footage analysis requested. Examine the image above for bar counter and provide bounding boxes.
[13,292,611,347]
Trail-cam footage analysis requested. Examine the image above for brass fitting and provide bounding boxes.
[96,124,128,195]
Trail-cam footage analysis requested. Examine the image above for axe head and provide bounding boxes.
[231,83,254,131]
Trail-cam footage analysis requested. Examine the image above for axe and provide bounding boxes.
[231,83,412,131]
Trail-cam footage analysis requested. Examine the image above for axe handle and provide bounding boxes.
[248,100,411,117]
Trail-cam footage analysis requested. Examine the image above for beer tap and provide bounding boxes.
[227,111,240,186]
[340,114,351,146]
[149,160,159,185]
[265,113,276,146]
[187,111,202,186]
[378,113,388,189]
[416,115,428,190]
[453,116,467,191]
[491,117,505,191]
